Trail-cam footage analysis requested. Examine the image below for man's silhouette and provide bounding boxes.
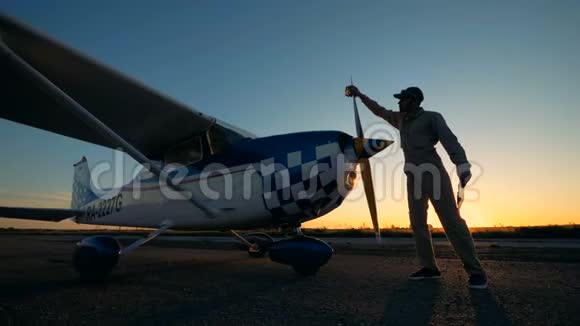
[345,85,487,289]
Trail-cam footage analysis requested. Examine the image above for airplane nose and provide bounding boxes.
[353,137,394,160]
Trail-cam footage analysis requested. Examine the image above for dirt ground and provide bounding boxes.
[0,235,578,325]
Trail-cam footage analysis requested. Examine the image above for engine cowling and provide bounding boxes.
[72,235,121,282]
[269,236,333,276]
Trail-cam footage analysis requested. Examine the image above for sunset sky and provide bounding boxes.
[1,1,579,229]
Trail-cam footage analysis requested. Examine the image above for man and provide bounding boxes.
[345,85,488,289]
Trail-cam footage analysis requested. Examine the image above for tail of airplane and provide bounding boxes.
[71,156,98,209]
[0,157,91,221]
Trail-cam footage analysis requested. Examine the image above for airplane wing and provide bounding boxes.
[0,13,252,160]
[0,206,83,222]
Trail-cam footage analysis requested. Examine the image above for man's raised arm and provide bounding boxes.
[345,85,402,130]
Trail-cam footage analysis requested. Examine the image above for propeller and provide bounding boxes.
[350,89,385,243]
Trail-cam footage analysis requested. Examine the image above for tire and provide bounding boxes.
[72,246,116,282]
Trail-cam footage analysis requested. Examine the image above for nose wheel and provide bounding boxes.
[232,225,334,275]
[269,224,334,276]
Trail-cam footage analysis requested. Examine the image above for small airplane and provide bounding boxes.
[0,13,393,281]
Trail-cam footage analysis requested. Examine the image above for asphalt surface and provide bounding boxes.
[0,235,579,325]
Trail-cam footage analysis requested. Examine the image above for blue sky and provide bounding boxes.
[1,0,579,228]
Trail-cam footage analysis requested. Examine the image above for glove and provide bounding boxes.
[457,163,472,187]
[345,85,361,97]
[459,170,472,188]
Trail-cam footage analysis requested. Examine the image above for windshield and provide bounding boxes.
[164,136,203,165]
[208,123,252,155]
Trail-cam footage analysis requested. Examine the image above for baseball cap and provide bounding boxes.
[394,87,424,102]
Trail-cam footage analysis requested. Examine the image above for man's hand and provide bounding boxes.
[457,163,472,187]
[459,170,472,188]
[345,85,361,97]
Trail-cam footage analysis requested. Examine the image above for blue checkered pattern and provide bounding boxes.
[260,143,343,224]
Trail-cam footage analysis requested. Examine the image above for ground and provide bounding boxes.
[0,235,578,325]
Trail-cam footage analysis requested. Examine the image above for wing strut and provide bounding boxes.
[0,40,214,217]
[120,221,173,256]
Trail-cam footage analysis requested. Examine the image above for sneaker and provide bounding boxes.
[468,273,488,289]
[408,268,441,280]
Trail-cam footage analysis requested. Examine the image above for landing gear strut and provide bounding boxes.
[295,225,304,237]
[73,222,172,282]
[231,230,274,258]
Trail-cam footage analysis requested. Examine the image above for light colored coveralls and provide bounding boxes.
[360,95,484,274]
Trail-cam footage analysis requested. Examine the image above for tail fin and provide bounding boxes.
[71,157,98,209]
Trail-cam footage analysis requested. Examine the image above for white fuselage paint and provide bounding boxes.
[77,165,270,229]
[75,151,354,230]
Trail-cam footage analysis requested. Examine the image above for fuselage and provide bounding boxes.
[75,131,359,230]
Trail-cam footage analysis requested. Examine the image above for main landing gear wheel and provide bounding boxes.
[72,236,121,282]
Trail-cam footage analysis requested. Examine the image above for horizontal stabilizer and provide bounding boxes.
[0,206,84,222]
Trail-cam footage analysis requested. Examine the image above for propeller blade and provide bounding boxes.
[349,83,381,243]
[352,96,364,138]
[360,158,381,243]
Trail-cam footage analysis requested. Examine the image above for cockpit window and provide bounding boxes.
[164,136,203,165]
[208,123,250,155]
